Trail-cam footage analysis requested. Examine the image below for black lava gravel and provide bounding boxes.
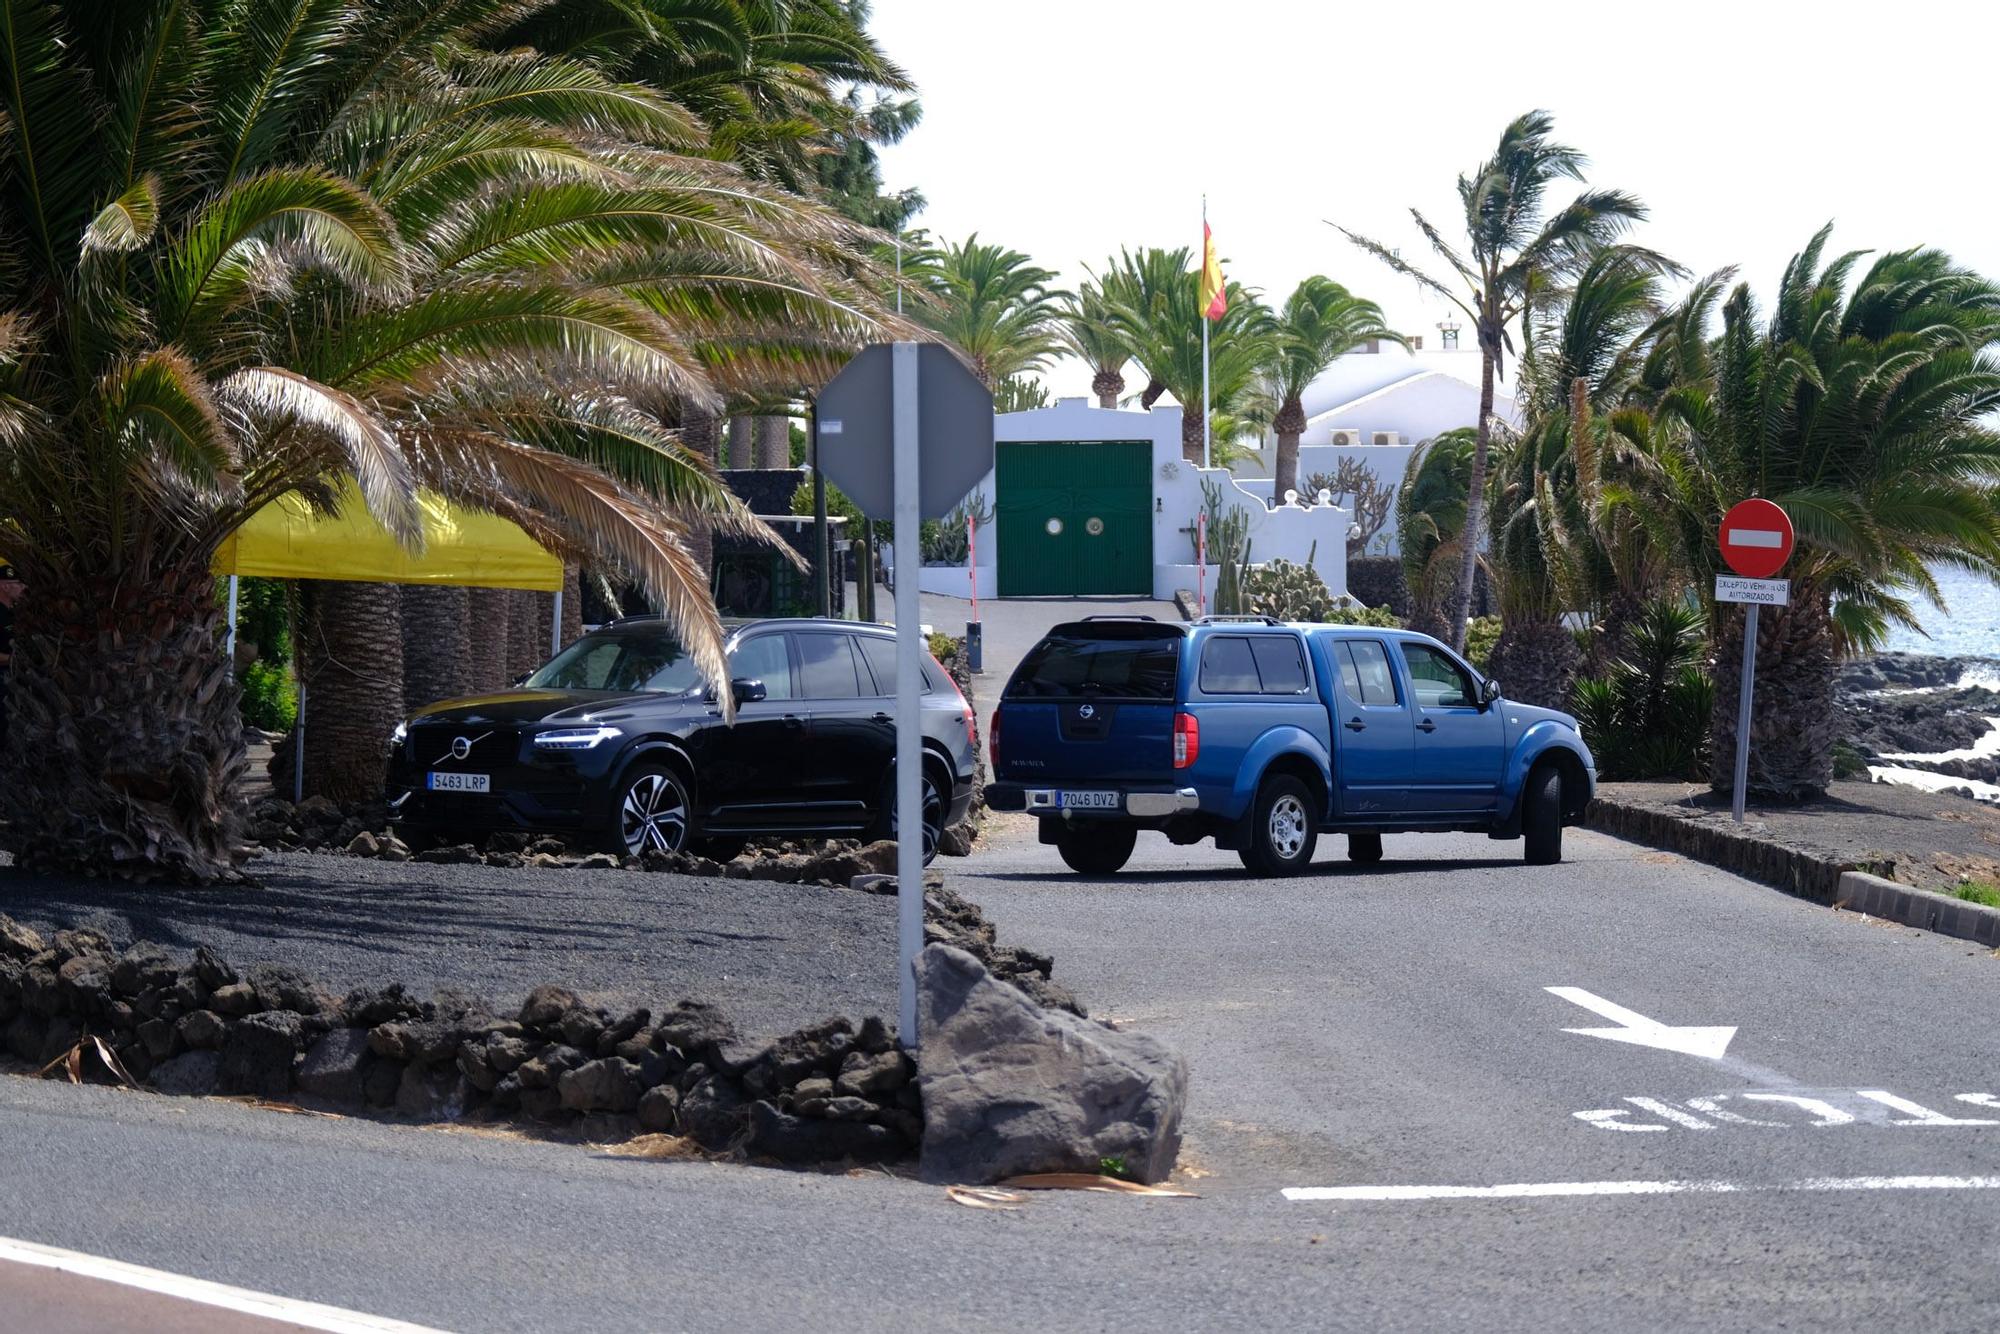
[0,851,898,1038]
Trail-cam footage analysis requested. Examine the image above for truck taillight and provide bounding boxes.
[1173,712,1199,769]
[988,708,1000,769]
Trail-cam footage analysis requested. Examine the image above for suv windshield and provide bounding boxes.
[526,631,703,694]
[1006,626,1180,700]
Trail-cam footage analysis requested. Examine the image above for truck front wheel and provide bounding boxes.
[1057,824,1137,875]
[1238,775,1319,877]
[1523,764,1564,866]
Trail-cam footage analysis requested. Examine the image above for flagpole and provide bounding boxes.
[1201,197,1212,470]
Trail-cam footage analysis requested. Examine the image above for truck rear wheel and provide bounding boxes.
[1057,824,1137,875]
[1523,764,1563,866]
[1238,774,1319,877]
[1347,830,1383,864]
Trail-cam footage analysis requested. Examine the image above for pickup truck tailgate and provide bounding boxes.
[995,700,1175,785]
[993,622,1182,787]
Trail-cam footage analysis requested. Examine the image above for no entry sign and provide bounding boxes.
[1719,499,1794,579]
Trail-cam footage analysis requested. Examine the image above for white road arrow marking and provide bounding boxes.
[1545,986,1737,1060]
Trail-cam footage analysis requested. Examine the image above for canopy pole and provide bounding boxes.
[550,588,563,656]
[225,575,239,679]
[293,678,306,804]
[812,397,830,618]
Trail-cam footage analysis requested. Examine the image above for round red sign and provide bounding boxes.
[1718,498,1794,579]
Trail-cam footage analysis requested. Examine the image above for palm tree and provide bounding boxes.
[0,0,902,880]
[1338,111,1650,652]
[1397,430,1481,637]
[1058,283,1132,410]
[906,234,1069,390]
[1267,278,1405,500]
[1484,246,1676,703]
[1096,246,1273,463]
[1637,228,2000,799]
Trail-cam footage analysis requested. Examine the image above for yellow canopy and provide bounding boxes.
[214,484,563,591]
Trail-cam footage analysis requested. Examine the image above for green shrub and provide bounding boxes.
[239,659,297,732]
[1242,558,1334,621]
[1569,598,1711,780]
[1950,878,2000,909]
[1465,615,1502,673]
[1322,602,1403,628]
[927,630,961,663]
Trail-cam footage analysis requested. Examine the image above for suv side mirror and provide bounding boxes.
[1480,677,1502,708]
[731,678,767,705]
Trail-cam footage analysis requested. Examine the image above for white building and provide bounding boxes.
[1236,341,1519,556]
[899,398,1351,603]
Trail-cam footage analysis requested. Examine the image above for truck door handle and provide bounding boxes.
[1416,718,1438,733]
[1345,717,1366,732]
[782,714,806,730]
[871,712,893,724]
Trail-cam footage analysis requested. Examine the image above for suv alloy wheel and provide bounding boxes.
[616,765,691,856]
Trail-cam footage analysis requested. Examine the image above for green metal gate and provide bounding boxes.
[995,441,1152,596]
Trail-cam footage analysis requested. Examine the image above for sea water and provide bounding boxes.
[1881,566,2000,660]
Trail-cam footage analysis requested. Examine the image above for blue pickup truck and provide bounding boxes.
[984,615,1596,876]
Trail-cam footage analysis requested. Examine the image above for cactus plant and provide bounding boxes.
[1241,557,1337,622]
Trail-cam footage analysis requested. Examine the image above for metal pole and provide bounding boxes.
[1201,197,1212,471]
[895,236,903,315]
[893,341,924,1049]
[225,575,239,678]
[811,398,830,618]
[1731,603,1759,823]
[550,588,563,656]
[293,677,306,804]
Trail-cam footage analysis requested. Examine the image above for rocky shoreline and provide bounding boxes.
[1841,652,2000,793]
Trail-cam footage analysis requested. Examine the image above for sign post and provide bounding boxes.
[1716,499,1795,824]
[816,343,995,1048]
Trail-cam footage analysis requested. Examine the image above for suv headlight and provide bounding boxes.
[389,720,408,750]
[532,725,623,751]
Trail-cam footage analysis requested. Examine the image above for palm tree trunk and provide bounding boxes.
[1139,379,1167,410]
[400,585,471,711]
[506,589,542,681]
[1181,409,1205,464]
[1485,618,1581,712]
[466,588,513,692]
[681,406,720,573]
[0,558,249,880]
[1092,369,1123,411]
[562,566,584,647]
[1708,592,1838,801]
[754,415,789,469]
[299,581,404,805]
[1450,325,1498,652]
[1273,431,1302,502]
[726,414,752,469]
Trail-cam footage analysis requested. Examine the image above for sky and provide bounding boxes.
[869,0,2000,398]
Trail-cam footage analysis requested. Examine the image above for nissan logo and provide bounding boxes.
[1077,704,1095,720]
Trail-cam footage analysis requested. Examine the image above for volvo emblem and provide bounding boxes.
[1077,704,1095,720]
[450,736,473,760]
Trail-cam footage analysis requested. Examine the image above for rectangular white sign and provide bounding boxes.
[1727,529,1785,549]
[1716,575,1790,605]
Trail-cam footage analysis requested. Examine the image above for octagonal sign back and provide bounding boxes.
[815,343,995,521]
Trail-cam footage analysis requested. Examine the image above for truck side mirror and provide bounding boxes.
[731,678,768,705]
[1480,677,1502,709]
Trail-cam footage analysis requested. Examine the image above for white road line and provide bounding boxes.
[0,1235,447,1334]
[1283,1176,2000,1203]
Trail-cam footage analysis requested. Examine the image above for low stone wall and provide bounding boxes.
[1837,871,2000,948]
[1583,796,1856,903]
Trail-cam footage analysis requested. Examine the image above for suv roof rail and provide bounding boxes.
[1195,614,1283,626]
[1079,614,1156,622]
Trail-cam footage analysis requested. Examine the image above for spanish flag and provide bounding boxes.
[1199,221,1227,321]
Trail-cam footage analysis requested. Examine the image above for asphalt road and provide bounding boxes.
[1,821,1996,1330]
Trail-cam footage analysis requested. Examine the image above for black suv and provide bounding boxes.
[386,617,977,860]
